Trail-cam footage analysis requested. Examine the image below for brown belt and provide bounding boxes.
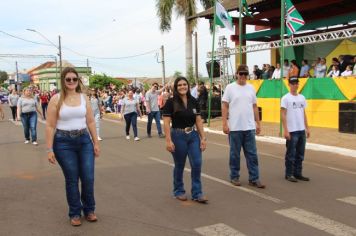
[172,126,195,134]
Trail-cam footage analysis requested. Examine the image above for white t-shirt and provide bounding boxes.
[281,93,307,132]
[222,82,257,131]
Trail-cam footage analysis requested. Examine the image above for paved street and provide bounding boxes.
[1,107,356,236]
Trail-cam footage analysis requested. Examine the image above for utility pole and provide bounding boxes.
[86,58,90,75]
[58,35,62,74]
[194,32,198,84]
[15,61,19,91]
[160,45,166,85]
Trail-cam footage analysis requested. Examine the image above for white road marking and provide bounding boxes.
[337,196,356,206]
[275,207,356,236]
[195,223,247,236]
[149,157,284,204]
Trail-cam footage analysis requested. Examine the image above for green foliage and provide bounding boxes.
[186,64,195,84]
[0,71,8,84]
[89,74,124,90]
[173,71,183,78]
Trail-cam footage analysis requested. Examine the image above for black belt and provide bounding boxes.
[56,128,87,138]
[172,126,195,134]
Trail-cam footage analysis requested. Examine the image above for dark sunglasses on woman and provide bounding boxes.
[65,77,79,83]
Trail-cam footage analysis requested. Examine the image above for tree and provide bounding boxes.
[186,64,195,84]
[173,71,183,78]
[156,0,213,74]
[89,74,125,90]
[0,71,8,84]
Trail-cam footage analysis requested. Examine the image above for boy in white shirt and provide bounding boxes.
[281,77,310,182]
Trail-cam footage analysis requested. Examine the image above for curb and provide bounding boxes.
[104,113,356,158]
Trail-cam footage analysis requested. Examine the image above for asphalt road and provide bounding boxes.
[1,107,356,236]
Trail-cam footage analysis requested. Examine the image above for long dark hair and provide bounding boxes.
[172,76,191,113]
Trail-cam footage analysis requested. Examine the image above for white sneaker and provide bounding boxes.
[32,141,38,146]
[24,140,30,144]
[126,136,130,140]
[98,137,103,141]
[134,137,140,141]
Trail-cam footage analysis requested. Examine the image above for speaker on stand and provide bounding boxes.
[339,102,356,134]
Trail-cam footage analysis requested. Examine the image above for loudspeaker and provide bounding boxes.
[339,102,356,134]
[206,60,221,78]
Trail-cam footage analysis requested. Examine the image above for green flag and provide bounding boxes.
[215,1,233,31]
[285,0,305,36]
[242,0,253,17]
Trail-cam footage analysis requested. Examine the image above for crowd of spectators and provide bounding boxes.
[251,55,356,80]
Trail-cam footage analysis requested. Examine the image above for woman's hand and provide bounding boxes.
[94,143,100,157]
[166,140,175,152]
[200,139,207,152]
[47,152,56,164]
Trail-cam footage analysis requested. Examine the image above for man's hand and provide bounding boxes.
[256,123,261,135]
[284,129,291,140]
[223,123,229,134]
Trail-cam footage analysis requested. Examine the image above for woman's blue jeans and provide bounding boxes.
[170,129,203,199]
[229,130,260,182]
[53,130,95,218]
[124,112,138,137]
[20,112,37,142]
[285,130,306,177]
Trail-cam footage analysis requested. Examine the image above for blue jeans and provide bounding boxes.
[124,112,138,137]
[229,130,260,182]
[147,111,162,135]
[20,112,37,142]
[171,129,203,199]
[53,130,95,218]
[285,130,306,177]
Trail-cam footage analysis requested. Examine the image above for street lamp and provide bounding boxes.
[26,29,62,73]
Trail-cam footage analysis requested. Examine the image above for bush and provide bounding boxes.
[89,74,125,90]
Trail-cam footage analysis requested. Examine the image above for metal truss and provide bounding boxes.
[208,27,356,58]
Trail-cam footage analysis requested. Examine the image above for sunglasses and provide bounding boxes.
[65,77,79,83]
[238,72,249,76]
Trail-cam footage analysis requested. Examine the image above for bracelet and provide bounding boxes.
[46,148,54,153]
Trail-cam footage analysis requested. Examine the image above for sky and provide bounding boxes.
[0,0,270,78]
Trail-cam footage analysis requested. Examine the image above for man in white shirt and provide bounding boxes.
[281,77,310,182]
[222,65,265,188]
[314,58,327,78]
[190,82,198,99]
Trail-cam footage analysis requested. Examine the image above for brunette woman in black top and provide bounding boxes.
[162,77,208,203]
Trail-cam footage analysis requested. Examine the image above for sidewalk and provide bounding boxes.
[104,113,356,157]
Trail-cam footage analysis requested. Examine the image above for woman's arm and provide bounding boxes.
[85,95,100,157]
[163,116,175,152]
[195,115,206,151]
[46,95,59,164]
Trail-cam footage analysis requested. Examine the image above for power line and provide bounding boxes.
[0,30,51,46]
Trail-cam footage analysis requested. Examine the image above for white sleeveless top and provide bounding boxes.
[56,94,87,130]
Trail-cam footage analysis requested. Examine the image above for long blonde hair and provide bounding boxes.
[56,67,85,117]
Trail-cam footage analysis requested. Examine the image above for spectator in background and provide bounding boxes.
[253,65,262,79]
[299,60,310,77]
[272,63,281,79]
[190,82,198,99]
[146,83,165,138]
[283,59,290,78]
[341,65,353,77]
[261,64,271,80]
[8,89,19,121]
[40,91,50,120]
[353,56,356,75]
[327,65,340,77]
[0,102,4,120]
[198,82,208,123]
[288,60,299,78]
[268,65,275,79]
[338,55,347,73]
[327,57,340,74]
[314,58,327,78]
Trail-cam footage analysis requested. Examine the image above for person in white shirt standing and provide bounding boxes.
[222,65,265,188]
[281,77,310,183]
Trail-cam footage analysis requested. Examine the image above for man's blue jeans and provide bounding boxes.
[229,130,260,182]
[147,111,162,135]
[53,131,95,218]
[124,112,138,137]
[171,129,203,199]
[285,130,306,177]
[20,112,37,142]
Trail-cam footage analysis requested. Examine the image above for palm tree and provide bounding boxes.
[156,0,213,75]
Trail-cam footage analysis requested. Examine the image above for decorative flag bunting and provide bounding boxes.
[285,0,305,36]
